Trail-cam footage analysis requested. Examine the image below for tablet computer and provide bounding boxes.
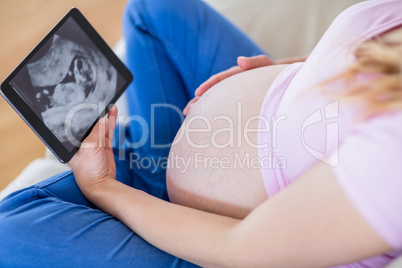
[0,8,133,163]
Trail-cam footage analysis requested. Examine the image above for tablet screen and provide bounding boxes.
[9,16,126,152]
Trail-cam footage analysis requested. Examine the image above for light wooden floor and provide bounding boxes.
[0,0,127,190]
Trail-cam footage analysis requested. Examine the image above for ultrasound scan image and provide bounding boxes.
[10,17,119,148]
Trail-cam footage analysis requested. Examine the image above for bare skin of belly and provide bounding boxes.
[166,64,288,219]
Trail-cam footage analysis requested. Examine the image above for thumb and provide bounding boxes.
[81,117,108,149]
[79,106,118,149]
[106,105,118,142]
[237,55,274,71]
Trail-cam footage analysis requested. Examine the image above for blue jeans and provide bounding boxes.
[0,0,265,266]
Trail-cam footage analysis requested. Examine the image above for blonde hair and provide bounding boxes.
[327,26,402,118]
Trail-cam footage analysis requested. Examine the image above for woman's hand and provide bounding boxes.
[183,55,274,115]
[183,54,307,115]
[70,106,118,199]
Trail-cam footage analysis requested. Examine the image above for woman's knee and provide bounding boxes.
[0,187,37,215]
[0,190,197,267]
[0,171,92,209]
[123,0,204,35]
[0,173,82,216]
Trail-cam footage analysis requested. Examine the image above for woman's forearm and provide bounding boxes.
[76,163,391,268]
[89,180,240,268]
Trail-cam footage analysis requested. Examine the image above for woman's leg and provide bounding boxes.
[0,171,198,267]
[0,0,265,266]
[116,0,266,200]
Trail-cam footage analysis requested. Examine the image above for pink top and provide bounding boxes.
[258,0,402,266]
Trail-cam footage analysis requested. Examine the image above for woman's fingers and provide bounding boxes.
[237,55,274,71]
[194,55,272,97]
[183,96,199,116]
[194,66,241,97]
[81,116,107,149]
[189,55,272,115]
[80,106,118,149]
[98,117,108,148]
[106,105,118,143]
[273,55,307,65]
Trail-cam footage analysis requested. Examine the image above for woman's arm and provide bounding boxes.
[71,111,391,267]
[85,164,391,268]
[87,180,239,267]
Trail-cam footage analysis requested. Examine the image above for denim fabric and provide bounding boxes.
[0,0,265,266]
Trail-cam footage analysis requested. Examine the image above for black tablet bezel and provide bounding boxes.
[0,8,133,163]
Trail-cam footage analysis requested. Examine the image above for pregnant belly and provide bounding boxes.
[166,65,287,219]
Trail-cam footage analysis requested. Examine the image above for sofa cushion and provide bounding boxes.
[204,0,362,58]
